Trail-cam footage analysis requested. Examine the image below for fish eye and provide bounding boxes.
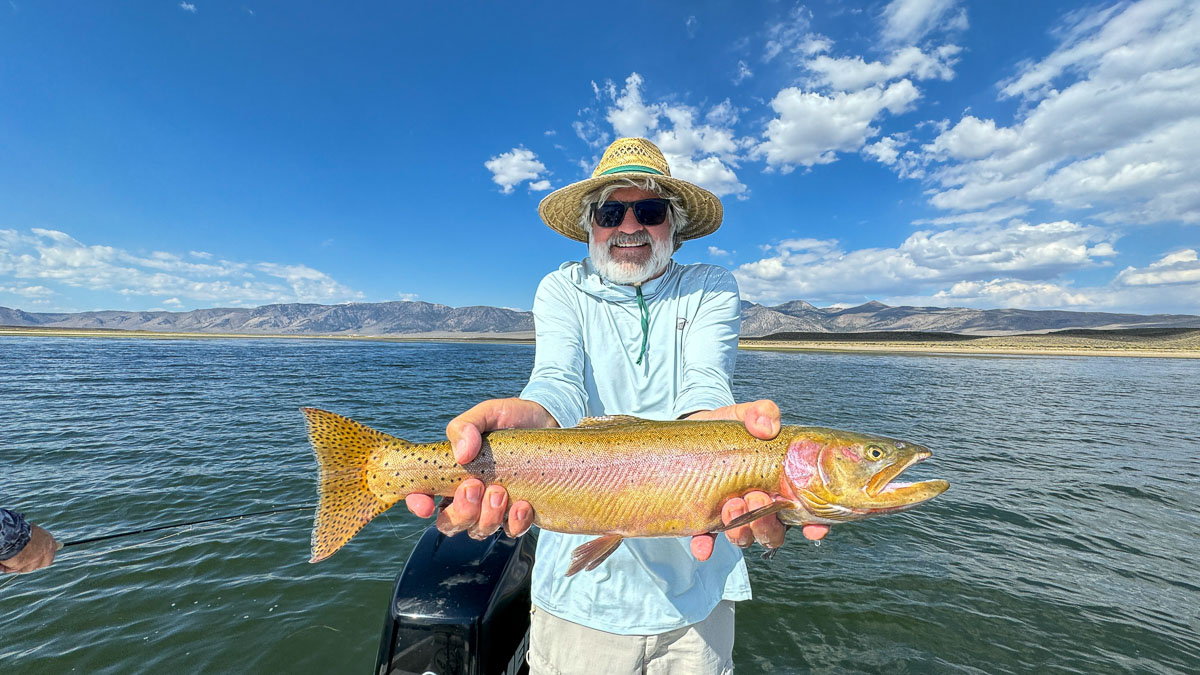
[866,446,885,460]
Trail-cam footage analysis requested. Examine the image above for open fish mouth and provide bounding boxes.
[864,448,949,505]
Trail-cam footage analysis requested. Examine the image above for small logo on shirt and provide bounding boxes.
[676,318,688,331]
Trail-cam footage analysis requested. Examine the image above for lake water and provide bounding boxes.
[1,337,1197,674]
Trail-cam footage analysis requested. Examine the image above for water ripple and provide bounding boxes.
[1,338,1197,673]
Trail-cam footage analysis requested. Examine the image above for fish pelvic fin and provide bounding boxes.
[713,498,796,533]
[302,407,407,563]
[566,534,625,577]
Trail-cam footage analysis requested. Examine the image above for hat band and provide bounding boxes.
[597,164,665,177]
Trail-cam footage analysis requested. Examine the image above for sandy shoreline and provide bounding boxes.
[3,325,1198,358]
[739,341,1200,359]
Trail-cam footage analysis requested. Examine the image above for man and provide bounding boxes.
[1,508,58,574]
[406,137,828,673]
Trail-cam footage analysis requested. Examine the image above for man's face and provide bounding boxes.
[588,186,675,285]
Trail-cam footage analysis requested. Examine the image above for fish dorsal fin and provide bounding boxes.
[574,415,651,429]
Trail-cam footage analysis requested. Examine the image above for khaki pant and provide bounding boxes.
[526,601,736,675]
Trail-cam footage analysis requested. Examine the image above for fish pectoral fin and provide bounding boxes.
[573,415,652,429]
[713,499,796,532]
[566,534,625,577]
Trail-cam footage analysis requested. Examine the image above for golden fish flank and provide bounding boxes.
[303,408,949,575]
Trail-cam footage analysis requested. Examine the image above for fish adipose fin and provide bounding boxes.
[713,499,795,532]
[302,407,405,563]
[566,534,625,577]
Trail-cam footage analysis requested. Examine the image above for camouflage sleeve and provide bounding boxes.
[0,508,33,561]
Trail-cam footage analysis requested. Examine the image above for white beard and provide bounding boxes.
[588,231,674,285]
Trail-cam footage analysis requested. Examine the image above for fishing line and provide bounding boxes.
[67,527,195,567]
[59,504,316,549]
[381,511,406,543]
[1,527,199,589]
[380,512,429,547]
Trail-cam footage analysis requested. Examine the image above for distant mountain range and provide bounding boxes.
[0,302,533,336]
[5,299,1200,337]
[738,300,1200,336]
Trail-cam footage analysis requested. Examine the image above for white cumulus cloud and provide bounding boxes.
[484,147,548,194]
[753,79,921,171]
[584,73,750,198]
[805,45,961,91]
[0,284,54,299]
[606,73,661,139]
[1115,249,1200,286]
[732,220,1118,305]
[763,6,816,63]
[880,0,967,45]
[918,0,1200,225]
[733,60,753,85]
[0,228,363,309]
[751,2,963,174]
[929,278,1094,308]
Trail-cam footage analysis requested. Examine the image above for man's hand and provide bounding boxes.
[685,400,830,561]
[0,525,57,574]
[404,398,555,539]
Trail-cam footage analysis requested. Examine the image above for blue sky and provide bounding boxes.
[2,0,1198,315]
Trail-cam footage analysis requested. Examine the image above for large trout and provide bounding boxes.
[303,408,948,575]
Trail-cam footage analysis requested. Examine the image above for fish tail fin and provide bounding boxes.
[302,407,408,563]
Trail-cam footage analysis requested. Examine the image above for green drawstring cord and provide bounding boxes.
[634,283,649,365]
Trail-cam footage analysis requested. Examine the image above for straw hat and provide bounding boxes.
[538,137,723,243]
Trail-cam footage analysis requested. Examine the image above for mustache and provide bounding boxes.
[608,231,653,247]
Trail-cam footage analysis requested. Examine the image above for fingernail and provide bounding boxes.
[454,440,468,460]
[515,505,529,521]
[465,485,482,504]
[489,489,504,508]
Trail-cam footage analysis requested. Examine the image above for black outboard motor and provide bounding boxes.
[375,526,536,675]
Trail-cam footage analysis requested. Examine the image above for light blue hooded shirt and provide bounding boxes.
[519,257,752,635]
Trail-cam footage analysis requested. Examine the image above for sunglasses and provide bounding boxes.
[590,198,670,228]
